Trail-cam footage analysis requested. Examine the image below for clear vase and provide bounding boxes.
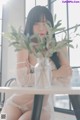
[34,57,52,89]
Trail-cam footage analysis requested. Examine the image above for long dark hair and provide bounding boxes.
[24,5,53,36]
[24,5,61,68]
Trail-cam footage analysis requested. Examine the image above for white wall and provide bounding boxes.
[2,0,25,85]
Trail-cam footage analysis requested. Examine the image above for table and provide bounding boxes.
[0,86,80,94]
[0,86,80,120]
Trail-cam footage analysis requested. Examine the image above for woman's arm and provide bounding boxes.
[17,49,32,86]
[16,49,37,86]
[17,49,29,69]
[52,48,72,79]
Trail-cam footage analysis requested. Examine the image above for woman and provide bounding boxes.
[1,5,72,120]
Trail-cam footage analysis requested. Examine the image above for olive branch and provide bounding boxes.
[3,18,75,58]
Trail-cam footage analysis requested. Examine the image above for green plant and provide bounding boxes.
[4,19,73,58]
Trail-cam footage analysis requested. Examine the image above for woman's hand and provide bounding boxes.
[28,53,37,66]
[52,65,72,85]
[57,65,72,78]
[55,48,72,78]
[17,49,37,68]
[52,64,72,78]
[25,53,37,74]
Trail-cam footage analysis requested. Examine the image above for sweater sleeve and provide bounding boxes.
[16,66,35,87]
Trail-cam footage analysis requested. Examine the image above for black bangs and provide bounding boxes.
[24,6,54,36]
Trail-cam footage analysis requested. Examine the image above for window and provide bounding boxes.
[69,4,80,67]
[36,0,47,6]
[52,0,67,28]
[25,0,48,18]
[51,0,67,42]
[0,20,2,45]
[25,0,48,24]
[0,5,2,45]
[25,0,35,18]
[50,0,80,113]
[69,3,80,28]
[54,94,70,110]
[0,6,2,19]
[0,4,2,75]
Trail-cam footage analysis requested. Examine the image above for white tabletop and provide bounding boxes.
[0,86,80,95]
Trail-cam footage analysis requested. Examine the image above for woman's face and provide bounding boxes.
[33,16,48,37]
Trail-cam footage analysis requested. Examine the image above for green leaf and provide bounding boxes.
[4,16,77,58]
[54,14,57,23]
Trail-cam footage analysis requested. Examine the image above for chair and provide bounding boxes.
[0,78,16,111]
[69,95,80,120]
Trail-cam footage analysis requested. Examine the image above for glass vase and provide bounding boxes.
[34,57,52,89]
